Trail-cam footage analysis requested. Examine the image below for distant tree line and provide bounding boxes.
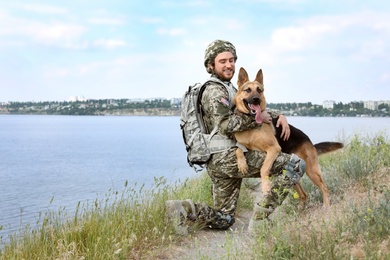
[0,99,388,117]
[267,102,389,117]
[0,99,177,116]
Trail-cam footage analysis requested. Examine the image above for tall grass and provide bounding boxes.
[217,131,390,259]
[1,177,186,259]
[335,131,390,180]
[0,132,389,259]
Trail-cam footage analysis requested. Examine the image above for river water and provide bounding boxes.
[0,115,389,240]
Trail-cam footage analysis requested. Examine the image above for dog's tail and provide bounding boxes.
[314,142,344,156]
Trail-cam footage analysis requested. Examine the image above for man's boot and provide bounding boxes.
[165,199,196,235]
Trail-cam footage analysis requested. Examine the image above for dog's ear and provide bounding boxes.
[237,67,249,88]
[255,69,263,85]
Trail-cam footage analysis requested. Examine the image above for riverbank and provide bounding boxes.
[1,103,388,117]
[1,132,389,259]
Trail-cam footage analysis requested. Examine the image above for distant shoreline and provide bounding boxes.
[0,108,181,117]
[1,99,389,117]
[0,110,388,118]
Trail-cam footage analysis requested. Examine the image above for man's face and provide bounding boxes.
[209,51,235,81]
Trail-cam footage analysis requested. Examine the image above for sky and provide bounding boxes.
[0,0,389,104]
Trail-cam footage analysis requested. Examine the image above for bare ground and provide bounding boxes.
[151,210,254,260]
[148,187,266,259]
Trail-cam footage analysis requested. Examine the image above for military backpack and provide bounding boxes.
[180,78,236,172]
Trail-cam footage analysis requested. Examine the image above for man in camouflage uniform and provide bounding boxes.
[166,40,306,234]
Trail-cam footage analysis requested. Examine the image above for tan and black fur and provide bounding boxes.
[234,67,343,206]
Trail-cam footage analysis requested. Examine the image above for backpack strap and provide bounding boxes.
[197,77,238,153]
[200,77,236,108]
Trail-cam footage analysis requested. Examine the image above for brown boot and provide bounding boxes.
[165,199,196,235]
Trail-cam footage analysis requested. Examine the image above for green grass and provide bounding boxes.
[1,132,389,259]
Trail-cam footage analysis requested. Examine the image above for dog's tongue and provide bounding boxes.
[250,104,263,124]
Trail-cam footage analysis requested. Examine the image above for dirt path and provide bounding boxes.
[151,187,263,259]
[154,210,254,260]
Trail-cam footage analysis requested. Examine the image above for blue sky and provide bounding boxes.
[0,0,389,104]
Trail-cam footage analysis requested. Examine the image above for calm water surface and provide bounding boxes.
[0,115,389,239]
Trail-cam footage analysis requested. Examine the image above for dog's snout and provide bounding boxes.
[251,96,261,105]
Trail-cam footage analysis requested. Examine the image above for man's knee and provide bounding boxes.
[283,154,306,185]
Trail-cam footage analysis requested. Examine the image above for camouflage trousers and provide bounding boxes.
[193,148,302,229]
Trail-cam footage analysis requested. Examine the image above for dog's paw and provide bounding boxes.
[237,162,248,174]
[261,179,271,195]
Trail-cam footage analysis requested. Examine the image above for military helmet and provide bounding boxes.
[204,40,237,74]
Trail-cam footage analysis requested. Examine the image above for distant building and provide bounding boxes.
[364,101,378,110]
[68,96,87,102]
[126,98,145,103]
[170,98,181,105]
[323,100,335,109]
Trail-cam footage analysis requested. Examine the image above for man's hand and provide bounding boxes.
[261,110,272,124]
[276,115,290,141]
[261,111,290,140]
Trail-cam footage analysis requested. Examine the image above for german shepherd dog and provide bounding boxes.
[234,67,343,207]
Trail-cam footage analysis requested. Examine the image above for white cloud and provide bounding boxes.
[184,0,213,7]
[142,17,164,24]
[33,23,85,43]
[225,20,245,31]
[350,38,387,61]
[60,41,89,50]
[271,23,333,52]
[93,39,127,49]
[0,11,86,47]
[236,0,304,3]
[189,17,208,26]
[43,67,70,79]
[157,28,186,36]
[43,55,143,80]
[15,3,68,15]
[88,18,125,25]
[250,11,390,67]
[380,72,390,82]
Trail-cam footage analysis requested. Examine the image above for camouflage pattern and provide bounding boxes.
[192,202,235,230]
[204,40,238,74]
[200,79,259,136]
[190,78,304,229]
[252,156,305,220]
